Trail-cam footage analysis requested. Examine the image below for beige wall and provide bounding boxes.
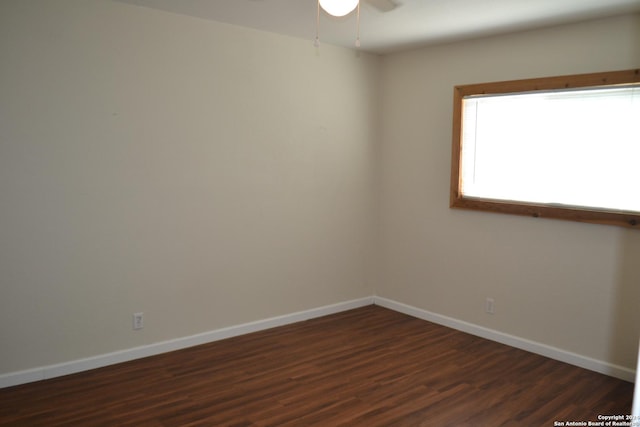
[1,0,638,379]
[0,0,378,374]
[376,14,640,371]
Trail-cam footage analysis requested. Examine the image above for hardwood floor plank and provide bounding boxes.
[0,306,633,426]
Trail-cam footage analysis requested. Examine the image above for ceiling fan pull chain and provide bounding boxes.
[314,0,320,47]
[355,1,361,48]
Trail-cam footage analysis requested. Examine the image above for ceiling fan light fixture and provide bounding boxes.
[319,0,359,17]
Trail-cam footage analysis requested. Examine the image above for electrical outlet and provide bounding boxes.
[133,312,144,330]
[485,298,495,315]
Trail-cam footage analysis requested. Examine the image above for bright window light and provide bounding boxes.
[460,86,640,213]
[450,69,640,228]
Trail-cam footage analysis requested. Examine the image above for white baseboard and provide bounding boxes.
[373,296,636,382]
[0,296,374,389]
[2,295,634,389]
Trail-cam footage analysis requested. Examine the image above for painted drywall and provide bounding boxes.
[376,14,640,371]
[0,0,379,374]
[1,0,638,383]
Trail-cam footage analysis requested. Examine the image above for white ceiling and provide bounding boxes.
[115,0,640,54]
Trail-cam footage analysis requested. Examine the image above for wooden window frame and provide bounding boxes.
[450,69,640,229]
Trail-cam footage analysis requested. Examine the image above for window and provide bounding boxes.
[450,69,640,228]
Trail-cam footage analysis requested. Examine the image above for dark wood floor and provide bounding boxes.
[0,305,633,426]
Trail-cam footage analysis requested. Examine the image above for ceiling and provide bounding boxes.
[115,0,640,54]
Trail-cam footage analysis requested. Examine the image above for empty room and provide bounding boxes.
[1,0,639,425]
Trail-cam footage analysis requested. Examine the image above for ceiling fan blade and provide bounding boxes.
[365,0,398,13]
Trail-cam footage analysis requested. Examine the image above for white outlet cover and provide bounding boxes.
[133,312,144,330]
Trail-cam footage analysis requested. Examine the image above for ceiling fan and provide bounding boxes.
[315,0,398,47]
[319,0,397,17]
[364,0,398,13]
